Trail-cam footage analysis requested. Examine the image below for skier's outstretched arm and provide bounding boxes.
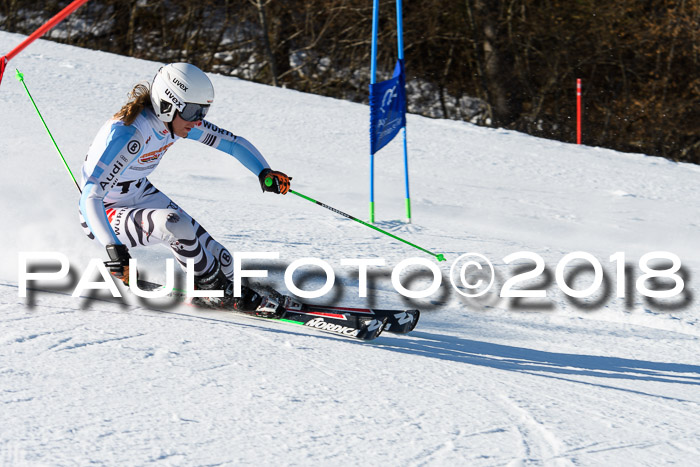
[186,120,291,194]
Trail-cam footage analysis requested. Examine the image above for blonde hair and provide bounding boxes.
[113,83,151,125]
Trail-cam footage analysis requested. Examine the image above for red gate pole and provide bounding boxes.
[576,78,582,144]
[0,0,91,86]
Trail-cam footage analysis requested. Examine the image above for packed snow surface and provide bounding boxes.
[1,31,699,465]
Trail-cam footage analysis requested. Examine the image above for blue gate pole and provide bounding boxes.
[396,0,411,223]
[370,0,380,224]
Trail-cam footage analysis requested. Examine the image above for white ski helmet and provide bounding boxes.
[150,63,214,123]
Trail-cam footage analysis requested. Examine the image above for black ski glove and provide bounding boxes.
[258,168,292,195]
[105,244,131,286]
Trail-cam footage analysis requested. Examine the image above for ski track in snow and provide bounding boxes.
[2,30,700,465]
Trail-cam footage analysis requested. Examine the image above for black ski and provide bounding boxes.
[246,284,420,336]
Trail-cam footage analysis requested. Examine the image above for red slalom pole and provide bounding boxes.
[0,57,6,86]
[576,78,582,144]
[0,0,91,86]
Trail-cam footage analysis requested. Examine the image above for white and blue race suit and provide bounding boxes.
[79,107,270,279]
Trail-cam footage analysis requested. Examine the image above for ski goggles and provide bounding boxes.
[179,102,210,122]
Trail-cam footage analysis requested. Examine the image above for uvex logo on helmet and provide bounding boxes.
[164,88,185,110]
[172,77,188,92]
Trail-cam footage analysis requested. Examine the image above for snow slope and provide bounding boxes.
[1,30,699,465]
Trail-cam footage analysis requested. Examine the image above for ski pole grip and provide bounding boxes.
[264,177,273,187]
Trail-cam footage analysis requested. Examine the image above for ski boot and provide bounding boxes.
[191,263,282,318]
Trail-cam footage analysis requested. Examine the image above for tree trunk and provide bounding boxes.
[473,0,519,126]
[254,0,278,86]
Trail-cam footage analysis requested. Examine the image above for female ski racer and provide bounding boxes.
[79,62,290,312]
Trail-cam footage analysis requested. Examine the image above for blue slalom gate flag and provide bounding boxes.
[369,59,406,155]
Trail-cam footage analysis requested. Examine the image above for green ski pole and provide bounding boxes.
[269,179,445,262]
[15,68,81,193]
